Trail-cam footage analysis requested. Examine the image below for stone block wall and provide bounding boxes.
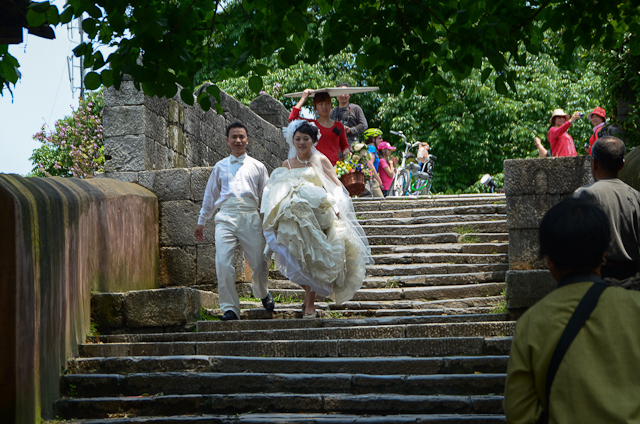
[0,175,158,423]
[102,83,289,288]
[504,156,593,312]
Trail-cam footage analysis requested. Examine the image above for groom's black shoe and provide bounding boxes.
[220,310,238,321]
[261,293,275,312]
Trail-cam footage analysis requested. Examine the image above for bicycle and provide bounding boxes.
[388,130,436,196]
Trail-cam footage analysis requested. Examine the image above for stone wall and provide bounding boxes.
[101,83,290,288]
[504,156,593,312]
[0,175,158,423]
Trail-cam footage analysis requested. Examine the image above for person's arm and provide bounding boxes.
[351,105,368,136]
[534,137,549,158]
[195,166,221,241]
[503,326,542,424]
[289,88,313,121]
[367,152,383,186]
[339,124,350,156]
[381,159,394,177]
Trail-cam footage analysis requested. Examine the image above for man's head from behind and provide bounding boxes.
[539,198,610,278]
[591,136,625,179]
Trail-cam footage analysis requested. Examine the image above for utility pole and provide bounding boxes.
[67,15,85,100]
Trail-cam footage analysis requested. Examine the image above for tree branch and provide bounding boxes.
[165,0,198,39]
[510,0,554,34]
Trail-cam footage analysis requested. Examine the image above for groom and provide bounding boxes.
[194,122,274,320]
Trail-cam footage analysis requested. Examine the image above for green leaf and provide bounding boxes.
[84,72,101,90]
[480,67,492,83]
[494,76,508,95]
[215,103,223,115]
[101,69,113,87]
[26,10,47,27]
[72,42,89,57]
[206,84,221,98]
[181,88,195,105]
[434,88,447,104]
[630,38,640,56]
[254,64,269,77]
[30,1,50,13]
[60,6,75,24]
[199,95,211,112]
[46,6,60,25]
[487,53,505,72]
[248,75,263,94]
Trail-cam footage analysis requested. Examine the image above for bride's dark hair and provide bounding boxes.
[294,121,320,144]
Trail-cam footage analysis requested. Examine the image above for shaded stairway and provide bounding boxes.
[53,194,513,423]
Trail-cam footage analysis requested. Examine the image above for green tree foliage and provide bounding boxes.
[29,90,104,178]
[2,0,638,109]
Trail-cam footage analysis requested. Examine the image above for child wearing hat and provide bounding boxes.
[377,141,398,196]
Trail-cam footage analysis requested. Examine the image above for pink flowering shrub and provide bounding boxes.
[29,90,104,178]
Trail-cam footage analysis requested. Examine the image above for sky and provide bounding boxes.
[0,0,86,176]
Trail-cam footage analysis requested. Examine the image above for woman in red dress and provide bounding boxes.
[289,88,350,165]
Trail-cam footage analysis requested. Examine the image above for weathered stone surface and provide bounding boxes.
[504,156,593,196]
[190,167,213,201]
[138,168,191,201]
[97,171,139,183]
[91,293,125,330]
[104,134,147,172]
[508,229,546,270]
[159,246,197,287]
[103,105,146,137]
[104,81,144,106]
[159,200,202,246]
[124,287,218,327]
[249,94,290,128]
[505,270,556,309]
[506,194,569,229]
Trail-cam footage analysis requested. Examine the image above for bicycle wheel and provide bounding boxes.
[392,169,411,196]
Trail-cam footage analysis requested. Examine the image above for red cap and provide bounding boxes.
[588,107,606,121]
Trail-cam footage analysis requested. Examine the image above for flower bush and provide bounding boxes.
[29,90,104,178]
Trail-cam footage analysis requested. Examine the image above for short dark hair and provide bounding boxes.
[313,92,331,106]
[226,122,248,137]
[539,198,610,271]
[337,82,349,88]
[294,121,320,144]
[592,136,625,173]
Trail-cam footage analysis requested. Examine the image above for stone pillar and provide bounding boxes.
[249,94,290,128]
[504,156,593,313]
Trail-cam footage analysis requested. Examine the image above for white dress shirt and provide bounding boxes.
[198,154,270,226]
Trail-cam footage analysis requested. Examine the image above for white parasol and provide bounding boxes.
[284,86,379,98]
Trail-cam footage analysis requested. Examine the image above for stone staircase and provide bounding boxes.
[53,194,512,423]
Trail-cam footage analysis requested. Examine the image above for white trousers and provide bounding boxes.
[214,197,269,317]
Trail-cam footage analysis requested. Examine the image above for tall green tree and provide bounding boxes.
[3,0,638,111]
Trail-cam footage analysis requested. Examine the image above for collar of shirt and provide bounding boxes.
[593,122,605,134]
[230,153,247,164]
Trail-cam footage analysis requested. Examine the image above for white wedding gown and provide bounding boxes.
[261,166,367,304]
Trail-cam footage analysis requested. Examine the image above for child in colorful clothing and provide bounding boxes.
[377,141,397,196]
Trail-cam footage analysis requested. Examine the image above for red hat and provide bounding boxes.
[588,107,606,121]
[377,141,396,151]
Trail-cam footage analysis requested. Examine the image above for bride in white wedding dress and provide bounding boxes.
[261,120,374,318]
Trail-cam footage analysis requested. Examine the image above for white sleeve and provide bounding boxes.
[198,166,221,226]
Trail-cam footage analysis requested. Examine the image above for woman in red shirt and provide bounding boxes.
[547,109,582,157]
[289,88,350,165]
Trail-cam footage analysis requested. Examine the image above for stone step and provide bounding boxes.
[332,295,505,311]
[366,233,508,246]
[195,313,511,332]
[356,204,506,219]
[44,412,509,423]
[61,372,507,398]
[369,243,509,255]
[359,214,506,226]
[90,321,515,345]
[54,393,505,419]
[68,354,509,376]
[371,253,508,265]
[361,221,507,236]
[364,271,506,288]
[78,336,513,358]
[253,283,505,304]
[353,196,506,212]
[365,263,509,277]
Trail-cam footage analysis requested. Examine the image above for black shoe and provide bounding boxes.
[220,310,238,321]
[261,293,275,312]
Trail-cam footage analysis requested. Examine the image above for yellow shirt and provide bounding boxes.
[504,280,640,424]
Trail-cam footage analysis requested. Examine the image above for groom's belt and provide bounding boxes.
[219,196,258,212]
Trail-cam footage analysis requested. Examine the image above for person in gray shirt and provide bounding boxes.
[330,83,368,146]
[572,136,640,279]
